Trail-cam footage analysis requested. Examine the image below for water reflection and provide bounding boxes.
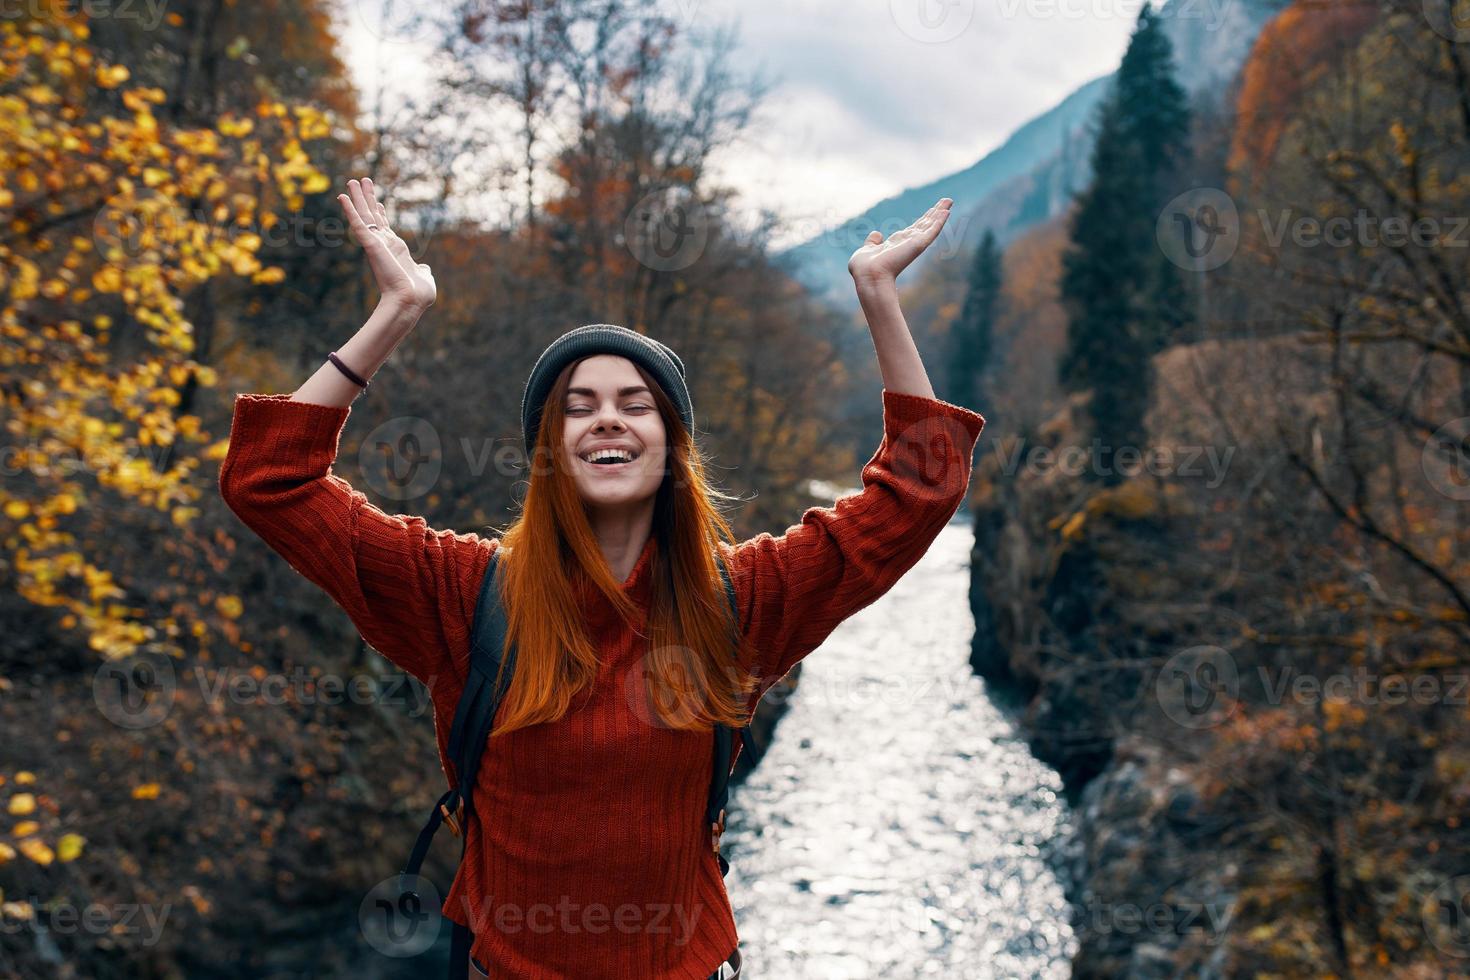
[722,521,1076,978]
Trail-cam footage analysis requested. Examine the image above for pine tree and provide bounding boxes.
[946,229,1002,410]
[1058,3,1192,484]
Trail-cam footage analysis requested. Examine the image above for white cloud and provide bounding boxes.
[336,0,1139,249]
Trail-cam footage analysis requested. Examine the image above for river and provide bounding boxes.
[720,519,1077,978]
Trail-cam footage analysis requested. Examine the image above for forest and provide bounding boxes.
[2,0,1468,977]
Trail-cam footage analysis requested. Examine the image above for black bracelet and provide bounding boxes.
[327,351,370,390]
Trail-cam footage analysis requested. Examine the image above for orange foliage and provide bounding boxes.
[1228,0,1380,182]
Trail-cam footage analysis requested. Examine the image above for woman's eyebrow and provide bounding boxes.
[565,385,652,398]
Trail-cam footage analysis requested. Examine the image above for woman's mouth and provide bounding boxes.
[577,448,641,474]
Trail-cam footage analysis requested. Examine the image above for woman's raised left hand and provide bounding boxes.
[847,197,953,286]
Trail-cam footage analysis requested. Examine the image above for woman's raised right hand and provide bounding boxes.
[338,177,437,313]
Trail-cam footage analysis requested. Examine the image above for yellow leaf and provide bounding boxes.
[13,773,34,785]
[3,501,28,519]
[12,821,39,837]
[56,834,85,862]
[131,783,160,799]
[7,793,35,815]
[91,266,123,293]
[95,65,130,89]
[215,595,243,619]
[17,839,53,866]
[251,267,285,285]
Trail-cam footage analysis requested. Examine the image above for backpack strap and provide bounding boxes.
[706,552,764,876]
[399,547,515,980]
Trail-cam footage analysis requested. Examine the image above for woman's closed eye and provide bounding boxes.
[567,404,652,415]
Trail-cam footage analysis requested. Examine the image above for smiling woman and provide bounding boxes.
[217,177,985,979]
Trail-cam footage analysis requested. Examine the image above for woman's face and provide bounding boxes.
[559,355,669,515]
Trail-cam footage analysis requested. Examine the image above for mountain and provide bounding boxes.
[776,0,1287,311]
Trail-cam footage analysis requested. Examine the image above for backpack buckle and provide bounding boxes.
[710,808,726,854]
[440,796,465,838]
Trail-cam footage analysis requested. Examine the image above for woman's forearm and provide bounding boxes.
[292,299,426,407]
[854,276,936,400]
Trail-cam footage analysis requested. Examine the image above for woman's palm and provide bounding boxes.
[848,197,953,284]
[338,177,436,310]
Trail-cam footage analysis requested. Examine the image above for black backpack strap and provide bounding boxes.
[399,547,517,979]
[706,553,764,876]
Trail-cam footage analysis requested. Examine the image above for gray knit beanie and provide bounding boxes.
[521,323,694,459]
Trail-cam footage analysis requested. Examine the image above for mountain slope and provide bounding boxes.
[778,0,1285,311]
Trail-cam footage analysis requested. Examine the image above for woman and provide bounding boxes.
[218,177,986,979]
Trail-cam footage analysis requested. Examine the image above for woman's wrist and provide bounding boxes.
[376,295,429,335]
[851,272,896,298]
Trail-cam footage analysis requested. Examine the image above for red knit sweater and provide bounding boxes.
[217,387,985,978]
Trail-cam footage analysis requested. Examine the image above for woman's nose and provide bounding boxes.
[592,407,625,431]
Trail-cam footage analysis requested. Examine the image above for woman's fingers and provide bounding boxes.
[338,191,380,245]
[348,179,376,227]
[362,177,389,225]
[338,192,369,235]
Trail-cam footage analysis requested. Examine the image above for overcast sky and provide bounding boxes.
[338,0,1146,248]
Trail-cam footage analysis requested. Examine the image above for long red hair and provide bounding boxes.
[488,356,760,739]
